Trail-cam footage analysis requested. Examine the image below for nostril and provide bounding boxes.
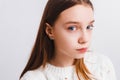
[78,37,88,44]
[78,41,87,44]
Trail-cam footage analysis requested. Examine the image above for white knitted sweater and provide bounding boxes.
[20,52,117,80]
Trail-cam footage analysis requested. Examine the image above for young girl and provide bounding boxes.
[20,0,116,80]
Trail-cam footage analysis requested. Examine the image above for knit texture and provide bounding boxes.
[20,52,117,80]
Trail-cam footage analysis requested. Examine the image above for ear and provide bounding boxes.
[45,23,54,40]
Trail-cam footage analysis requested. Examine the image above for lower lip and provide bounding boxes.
[77,48,87,53]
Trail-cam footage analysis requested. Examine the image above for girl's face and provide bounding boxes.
[47,5,94,61]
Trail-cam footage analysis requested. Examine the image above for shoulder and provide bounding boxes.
[84,52,117,80]
[84,51,113,66]
[84,51,115,70]
[20,68,46,80]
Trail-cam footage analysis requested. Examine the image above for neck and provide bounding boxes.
[49,53,74,67]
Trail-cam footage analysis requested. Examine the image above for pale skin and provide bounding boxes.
[46,5,94,67]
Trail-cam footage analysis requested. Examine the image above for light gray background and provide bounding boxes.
[0,0,119,80]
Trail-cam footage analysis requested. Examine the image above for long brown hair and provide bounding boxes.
[20,0,94,80]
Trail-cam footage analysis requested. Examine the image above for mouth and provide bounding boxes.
[76,48,88,53]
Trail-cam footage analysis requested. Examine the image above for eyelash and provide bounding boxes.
[67,26,77,31]
[86,25,94,30]
[67,25,94,31]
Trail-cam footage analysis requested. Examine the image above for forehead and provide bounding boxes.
[55,5,94,25]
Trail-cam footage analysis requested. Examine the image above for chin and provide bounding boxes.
[75,54,85,59]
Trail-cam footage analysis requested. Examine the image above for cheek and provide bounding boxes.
[86,32,93,46]
[88,32,92,39]
[54,32,77,49]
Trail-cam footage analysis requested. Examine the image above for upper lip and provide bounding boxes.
[76,47,87,50]
[77,47,87,49]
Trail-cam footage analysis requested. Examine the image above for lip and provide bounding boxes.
[76,48,88,53]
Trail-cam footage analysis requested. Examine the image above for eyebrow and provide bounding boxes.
[64,20,95,25]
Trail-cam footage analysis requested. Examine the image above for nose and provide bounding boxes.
[78,31,89,44]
